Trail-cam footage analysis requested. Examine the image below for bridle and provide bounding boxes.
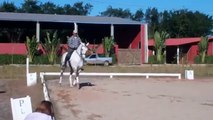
[76,43,88,60]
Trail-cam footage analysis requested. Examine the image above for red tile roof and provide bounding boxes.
[149,37,213,46]
[148,37,202,46]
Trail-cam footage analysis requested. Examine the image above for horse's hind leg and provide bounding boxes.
[76,77,80,89]
[69,74,73,87]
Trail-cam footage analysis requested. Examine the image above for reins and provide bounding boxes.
[75,43,86,60]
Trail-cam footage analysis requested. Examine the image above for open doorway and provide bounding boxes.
[166,46,177,64]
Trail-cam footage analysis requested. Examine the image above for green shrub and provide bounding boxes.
[32,55,61,64]
[26,35,38,63]
[42,31,60,64]
[148,55,156,64]
[195,55,213,64]
[0,55,26,64]
[111,53,117,64]
[206,56,213,64]
[194,56,201,64]
[32,55,49,64]
[0,54,61,65]
[148,55,165,64]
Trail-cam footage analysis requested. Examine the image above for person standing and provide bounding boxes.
[63,30,82,68]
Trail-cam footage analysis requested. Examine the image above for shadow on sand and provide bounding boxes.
[79,82,95,89]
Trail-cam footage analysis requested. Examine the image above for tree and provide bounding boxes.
[25,35,38,63]
[40,1,57,14]
[145,8,159,38]
[63,2,93,15]
[154,31,169,63]
[19,0,41,13]
[101,6,144,22]
[0,1,17,12]
[42,31,60,64]
[159,10,171,32]
[55,5,64,14]
[198,36,209,63]
[100,6,132,19]
[131,9,144,21]
[161,9,213,38]
[72,2,93,15]
[102,37,114,57]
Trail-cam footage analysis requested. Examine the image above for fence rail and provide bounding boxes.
[40,72,181,80]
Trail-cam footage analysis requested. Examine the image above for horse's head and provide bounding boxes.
[77,42,89,58]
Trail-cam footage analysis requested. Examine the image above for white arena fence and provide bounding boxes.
[39,72,181,101]
[40,72,181,81]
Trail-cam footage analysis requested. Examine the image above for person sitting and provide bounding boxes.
[63,30,82,68]
[24,100,54,120]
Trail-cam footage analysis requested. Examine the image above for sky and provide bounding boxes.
[4,0,213,16]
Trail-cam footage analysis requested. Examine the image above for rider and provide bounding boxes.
[63,29,81,68]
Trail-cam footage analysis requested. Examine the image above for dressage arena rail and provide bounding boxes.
[39,72,181,101]
[40,72,181,80]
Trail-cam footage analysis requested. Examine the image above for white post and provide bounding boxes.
[144,24,148,63]
[110,24,114,38]
[177,46,179,64]
[26,57,37,86]
[36,22,40,42]
[26,57,29,79]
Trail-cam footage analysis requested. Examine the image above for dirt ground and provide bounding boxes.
[1,64,213,120]
[47,77,213,120]
[0,79,43,120]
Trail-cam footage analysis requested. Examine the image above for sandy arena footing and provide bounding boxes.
[47,77,213,120]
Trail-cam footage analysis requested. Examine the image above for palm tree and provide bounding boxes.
[42,31,60,64]
[102,37,114,57]
[25,35,38,63]
[154,31,169,63]
[198,36,209,63]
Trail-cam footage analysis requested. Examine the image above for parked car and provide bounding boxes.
[84,53,112,66]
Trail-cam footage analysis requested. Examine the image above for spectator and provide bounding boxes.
[24,100,54,120]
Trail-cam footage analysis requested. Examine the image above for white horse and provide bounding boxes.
[59,42,89,88]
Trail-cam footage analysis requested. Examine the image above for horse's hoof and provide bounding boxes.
[77,83,80,89]
[73,81,76,86]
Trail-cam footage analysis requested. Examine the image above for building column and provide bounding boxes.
[144,24,148,63]
[36,22,40,42]
[141,24,148,64]
[177,46,179,64]
[110,24,114,38]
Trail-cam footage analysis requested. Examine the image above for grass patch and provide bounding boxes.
[0,64,212,79]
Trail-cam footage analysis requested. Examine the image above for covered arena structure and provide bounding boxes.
[0,12,148,64]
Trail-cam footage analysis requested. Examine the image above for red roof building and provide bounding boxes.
[148,37,213,64]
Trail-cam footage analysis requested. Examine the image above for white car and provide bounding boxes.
[84,53,112,66]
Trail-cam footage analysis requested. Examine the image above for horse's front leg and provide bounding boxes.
[69,68,74,87]
[59,67,65,86]
[75,69,80,89]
